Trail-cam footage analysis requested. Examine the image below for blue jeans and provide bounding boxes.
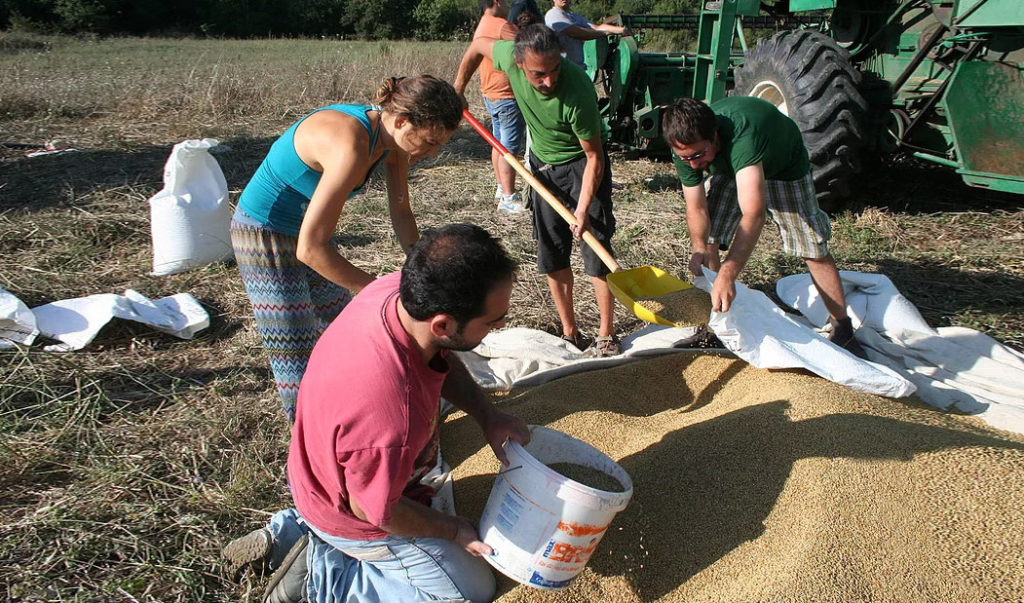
[483,97,525,156]
[266,509,496,602]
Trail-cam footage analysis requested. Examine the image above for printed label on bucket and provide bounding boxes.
[529,520,609,582]
[529,572,574,589]
[483,478,555,553]
[495,482,525,531]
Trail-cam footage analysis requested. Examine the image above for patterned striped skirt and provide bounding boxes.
[230,219,352,422]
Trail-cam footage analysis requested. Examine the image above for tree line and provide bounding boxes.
[1,0,699,40]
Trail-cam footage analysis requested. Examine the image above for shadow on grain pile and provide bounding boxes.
[441,354,1024,603]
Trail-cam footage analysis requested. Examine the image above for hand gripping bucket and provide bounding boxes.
[479,425,633,590]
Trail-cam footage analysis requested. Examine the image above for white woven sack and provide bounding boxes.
[0,286,38,349]
[149,138,234,276]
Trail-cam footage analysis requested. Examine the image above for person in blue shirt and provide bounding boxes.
[545,0,630,70]
[230,75,463,422]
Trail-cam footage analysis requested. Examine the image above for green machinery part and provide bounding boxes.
[944,61,1024,192]
[835,0,1024,194]
[588,1,763,156]
[587,0,1024,203]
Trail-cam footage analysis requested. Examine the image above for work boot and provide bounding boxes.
[263,533,309,603]
[222,527,272,581]
[829,317,868,359]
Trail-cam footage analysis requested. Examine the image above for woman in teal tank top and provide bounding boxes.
[230,75,463,421]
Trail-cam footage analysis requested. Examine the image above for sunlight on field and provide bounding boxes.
[0,36,469,141]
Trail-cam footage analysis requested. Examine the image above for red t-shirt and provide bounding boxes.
[287,271,448,540]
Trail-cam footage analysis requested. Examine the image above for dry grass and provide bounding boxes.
[0,35,1022,601]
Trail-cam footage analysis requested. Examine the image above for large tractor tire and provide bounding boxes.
[734,30,868,212]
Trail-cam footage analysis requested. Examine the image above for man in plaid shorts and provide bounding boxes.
[662,96,864,355]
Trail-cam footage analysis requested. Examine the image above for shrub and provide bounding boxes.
[413,0,476,41]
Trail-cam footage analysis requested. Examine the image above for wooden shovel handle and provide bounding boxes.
[463,109,620,273]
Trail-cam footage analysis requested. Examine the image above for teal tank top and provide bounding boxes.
[238,104,385,236]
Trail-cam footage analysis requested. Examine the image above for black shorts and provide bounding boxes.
[528,151,616,277]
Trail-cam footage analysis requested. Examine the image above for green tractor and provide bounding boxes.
[585,0,1024,210]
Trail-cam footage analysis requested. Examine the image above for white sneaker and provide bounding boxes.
[497,192,528,214]
[494,184,505,200]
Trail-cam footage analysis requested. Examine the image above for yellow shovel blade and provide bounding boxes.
[607,266,695,327]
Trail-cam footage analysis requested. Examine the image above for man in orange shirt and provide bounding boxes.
[473,0,528,214]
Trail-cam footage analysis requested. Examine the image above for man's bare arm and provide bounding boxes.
[719,164,768,280]
[454,37,497,96]
[350,494,493,557]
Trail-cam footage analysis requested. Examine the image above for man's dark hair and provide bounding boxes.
[661,97,718,145]
[513,23,562,63]
[400,224,518,325]
[508,0,541,25]
[478,0,495,13]
[515,10,539,27]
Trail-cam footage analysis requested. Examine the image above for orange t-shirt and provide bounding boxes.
[473,14,518,101]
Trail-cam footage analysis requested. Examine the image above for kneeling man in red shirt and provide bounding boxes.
[225,223,530,603]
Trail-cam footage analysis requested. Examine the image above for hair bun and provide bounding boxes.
[376,75,462,131]
[375,76,406,105]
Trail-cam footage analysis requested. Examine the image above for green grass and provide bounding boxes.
[1,35,1022,600]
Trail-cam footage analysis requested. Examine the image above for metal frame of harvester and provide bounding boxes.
[583,0,1024,210]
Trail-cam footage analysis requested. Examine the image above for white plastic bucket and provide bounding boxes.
[479,425,633,590]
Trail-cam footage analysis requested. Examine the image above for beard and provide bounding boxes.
[437,328,482,352]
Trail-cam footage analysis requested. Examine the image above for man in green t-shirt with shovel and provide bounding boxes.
[454,23,620,357]
[663,96,865,356]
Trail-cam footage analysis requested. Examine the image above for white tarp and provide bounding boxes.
[457,270,918,406]
[457,325,712,391]
[696,268,917,399]
[777,271,1024,434]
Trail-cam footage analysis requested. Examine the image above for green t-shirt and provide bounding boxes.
[492,40,601,165]
[673,96,810,187]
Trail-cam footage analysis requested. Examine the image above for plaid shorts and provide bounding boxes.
[706,171,832,258]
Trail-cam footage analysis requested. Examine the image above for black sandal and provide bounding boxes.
[561,332,593,352]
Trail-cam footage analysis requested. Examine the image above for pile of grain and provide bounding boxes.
[442,354,1024,603]
[635,289,712,326]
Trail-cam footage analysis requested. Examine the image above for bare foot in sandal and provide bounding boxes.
[584,334,620,358]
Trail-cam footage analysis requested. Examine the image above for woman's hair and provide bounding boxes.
[375,75,463,132]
